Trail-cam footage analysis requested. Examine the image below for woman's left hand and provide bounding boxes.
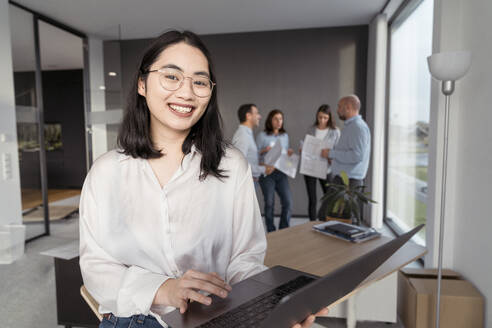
[320,149,330,159]
[291,307,329,328]
[287,148,294,156]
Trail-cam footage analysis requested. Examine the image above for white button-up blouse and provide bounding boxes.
[79,147,267,326]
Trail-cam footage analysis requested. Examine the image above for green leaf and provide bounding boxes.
[325,197,339,216]
[341,171,349,186]
[333,198,344,214]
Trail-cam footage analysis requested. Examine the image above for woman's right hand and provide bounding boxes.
[153,270,232,314]
[260,146,272,154]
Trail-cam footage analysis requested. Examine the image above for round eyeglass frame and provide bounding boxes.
[144,68,216,98]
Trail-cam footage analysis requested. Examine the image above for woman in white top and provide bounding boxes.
[79,30,326,328]
[303,104,340,221]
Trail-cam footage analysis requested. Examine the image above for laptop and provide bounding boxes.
[163,224,424,328]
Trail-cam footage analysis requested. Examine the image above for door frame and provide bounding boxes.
[10,1,90,242]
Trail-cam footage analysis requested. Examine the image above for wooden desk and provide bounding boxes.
[265,221,427,325]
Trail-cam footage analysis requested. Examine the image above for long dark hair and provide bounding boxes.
[264,109,286,135]
[117,30,226,180]
[314,104,336,129]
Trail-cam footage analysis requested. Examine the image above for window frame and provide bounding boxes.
[383,0,432,265]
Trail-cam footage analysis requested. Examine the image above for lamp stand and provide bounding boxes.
[435,79,454,328]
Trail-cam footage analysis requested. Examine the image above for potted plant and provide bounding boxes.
[317,171,376,225]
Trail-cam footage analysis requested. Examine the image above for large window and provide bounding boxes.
[385,0,433,244]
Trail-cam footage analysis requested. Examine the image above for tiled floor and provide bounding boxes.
[0,210,409,328]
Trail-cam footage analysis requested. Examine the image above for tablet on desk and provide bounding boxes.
[313,221,381,243]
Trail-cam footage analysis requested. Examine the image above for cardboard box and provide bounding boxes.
[397,268,484,328]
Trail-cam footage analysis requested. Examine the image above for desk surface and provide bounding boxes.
[265,221,427,289]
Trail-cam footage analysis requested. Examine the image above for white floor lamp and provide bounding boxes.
[427,51,471,328]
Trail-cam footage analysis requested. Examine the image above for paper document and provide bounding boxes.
[299,135,328,179]
[264,140,282,166]
[275,153,299,178]
[263,140,299,178]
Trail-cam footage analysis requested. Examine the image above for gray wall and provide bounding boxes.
[110,26,368,216]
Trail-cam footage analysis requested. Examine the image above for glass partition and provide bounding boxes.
[9,4,88,241]
[10,4,48,240]
[39,20,85,224]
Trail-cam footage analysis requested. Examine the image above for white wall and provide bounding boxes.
[430,0,492,326]
[425,0,464,271]
[365,14,387,229]
[0,0,23,227]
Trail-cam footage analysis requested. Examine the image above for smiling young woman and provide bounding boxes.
[117,32,224,182]
[79,30,325,328]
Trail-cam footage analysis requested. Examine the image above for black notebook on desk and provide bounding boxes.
[313,221,381,243]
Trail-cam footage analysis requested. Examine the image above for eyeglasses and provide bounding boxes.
[145,67,216,98]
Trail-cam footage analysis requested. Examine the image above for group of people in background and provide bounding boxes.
[232,94,371,231]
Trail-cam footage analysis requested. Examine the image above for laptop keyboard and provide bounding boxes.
[197,275,315,328]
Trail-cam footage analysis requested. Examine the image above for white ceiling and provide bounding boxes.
[13,0,387,40]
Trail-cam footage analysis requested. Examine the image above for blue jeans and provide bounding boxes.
[259,170,292,232]
[100,313,163,328]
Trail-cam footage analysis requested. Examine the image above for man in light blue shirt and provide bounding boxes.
[324,95,371,186]
[232,104,274,179]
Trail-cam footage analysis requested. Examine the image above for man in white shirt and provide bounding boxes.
[232,104,274,180]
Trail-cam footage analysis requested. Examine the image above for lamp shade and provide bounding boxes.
[427,51,471,81]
